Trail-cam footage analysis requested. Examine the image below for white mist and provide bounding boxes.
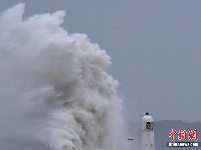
[0,3,124,150]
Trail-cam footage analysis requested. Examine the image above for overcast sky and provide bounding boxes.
[1,0,201,123]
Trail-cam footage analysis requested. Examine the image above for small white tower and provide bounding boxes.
[141,112,154,150]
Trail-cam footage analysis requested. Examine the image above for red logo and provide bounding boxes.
[188,129,198,141]
[168,129,177,141]
[178,130,187,140]
[168,129,198,142]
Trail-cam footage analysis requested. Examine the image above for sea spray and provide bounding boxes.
[0,3,123,150]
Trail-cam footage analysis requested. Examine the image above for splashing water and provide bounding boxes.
[0,3,123,150]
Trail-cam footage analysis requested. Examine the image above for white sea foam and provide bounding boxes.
[0,3,123,150]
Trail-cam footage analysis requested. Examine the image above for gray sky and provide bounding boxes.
[1,0,201,123]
